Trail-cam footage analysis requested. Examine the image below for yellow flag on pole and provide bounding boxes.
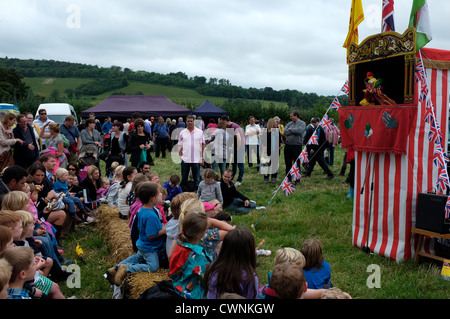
[343,0,365,48]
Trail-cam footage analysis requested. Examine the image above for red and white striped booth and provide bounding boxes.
[340,28,450,261]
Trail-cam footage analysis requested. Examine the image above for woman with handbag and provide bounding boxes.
[105,121,126,177]
[0,113,23,171]
[126,119,154,168]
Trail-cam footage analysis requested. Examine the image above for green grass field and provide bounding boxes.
[23,77,285,109]
[58,146,450,299]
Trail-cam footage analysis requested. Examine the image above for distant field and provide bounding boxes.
[24,77,284,109]
[24,77,92,96]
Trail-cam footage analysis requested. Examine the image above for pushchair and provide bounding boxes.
[78,144,99,169]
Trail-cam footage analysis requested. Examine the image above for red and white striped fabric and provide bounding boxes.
[352,48,450,261]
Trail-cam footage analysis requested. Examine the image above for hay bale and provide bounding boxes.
[97,204,171,299]
[124,269,170,299]
[96,204,134,264]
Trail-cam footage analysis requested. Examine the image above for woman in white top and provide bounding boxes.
[41,122,67,169]
[245,116,261,168]
[106,165,125,208]
[117,166,137,219]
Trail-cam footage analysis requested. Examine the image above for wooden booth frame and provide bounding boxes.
[347,27,417,106]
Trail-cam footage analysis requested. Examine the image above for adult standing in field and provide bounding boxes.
[245,116,261,169]
[24,112,42,152]
[127,119,154,168]
[89,112,103,136]
[219,115,245,187]
[153,116,168,159]
[178,114,205,191]
[284,110,306,185]
[261,118,282,183]
[303,117,334,180]
[41,122,67,171]
[81,118,102,149]
[128,112,152,136]
[34,108,54,149]
[13,114,39,169]
[102,116,114,134]
[177,117,186,128]
[60,115,81,164]
[0,113,23,171]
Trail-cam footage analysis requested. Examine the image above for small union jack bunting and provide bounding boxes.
[289,162,301,181]
[330,97,341,111]
[281,177,295,196]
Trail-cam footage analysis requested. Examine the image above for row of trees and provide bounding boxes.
[0,57,345,109]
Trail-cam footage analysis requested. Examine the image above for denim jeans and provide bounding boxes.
[232,162,245,183]
[118,248,160,273]
[62,196,84,217]
[181,161,201,188]
[211,160,226,177]
[226,198,256,215]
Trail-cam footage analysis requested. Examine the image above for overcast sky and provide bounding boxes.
[0,0,449,96]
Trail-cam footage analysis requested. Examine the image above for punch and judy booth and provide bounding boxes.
[340,27,450,261]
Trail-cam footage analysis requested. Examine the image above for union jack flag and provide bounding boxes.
[281,178,295,196]
[308,131,319,145]
[428,117,443,145]
[340,81,349,96]
[423,97,435,123]
[289,162,301,181]
[445,196,450,219]
[299,148,309,164]
[320,115,333,133]
[419,83,429,103]
[436,167,450,194]
[330,97,341,111]
[433,145,448,168]
[382,0,395,32]
[415,58,427,84]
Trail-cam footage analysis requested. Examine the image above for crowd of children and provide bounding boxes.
[97,161,351,300]
[0,161,351,301]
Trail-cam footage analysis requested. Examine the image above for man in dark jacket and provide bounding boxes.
[13,114,39,169]
[303,117,334,179]
[220,169,264,214]
[284,110,306,185]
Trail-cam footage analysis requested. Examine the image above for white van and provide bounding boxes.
[35,103,78,125]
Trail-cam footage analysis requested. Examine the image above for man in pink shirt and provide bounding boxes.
[178,115,205,191]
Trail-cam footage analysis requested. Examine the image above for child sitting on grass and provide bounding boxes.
[197,169,223,205]
[261,247,305,299]
[300,238,333,289]
[270,262,307,299]
[168,207,211,299]
[164,192,198,258]
[162,174,183,202]
[204,227,259,299]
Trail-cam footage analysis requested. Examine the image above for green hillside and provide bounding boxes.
[23,77,286,109]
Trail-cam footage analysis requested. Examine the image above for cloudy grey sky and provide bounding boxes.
[0,0,449,95]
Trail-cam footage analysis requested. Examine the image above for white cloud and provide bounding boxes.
[0,0,449,96]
